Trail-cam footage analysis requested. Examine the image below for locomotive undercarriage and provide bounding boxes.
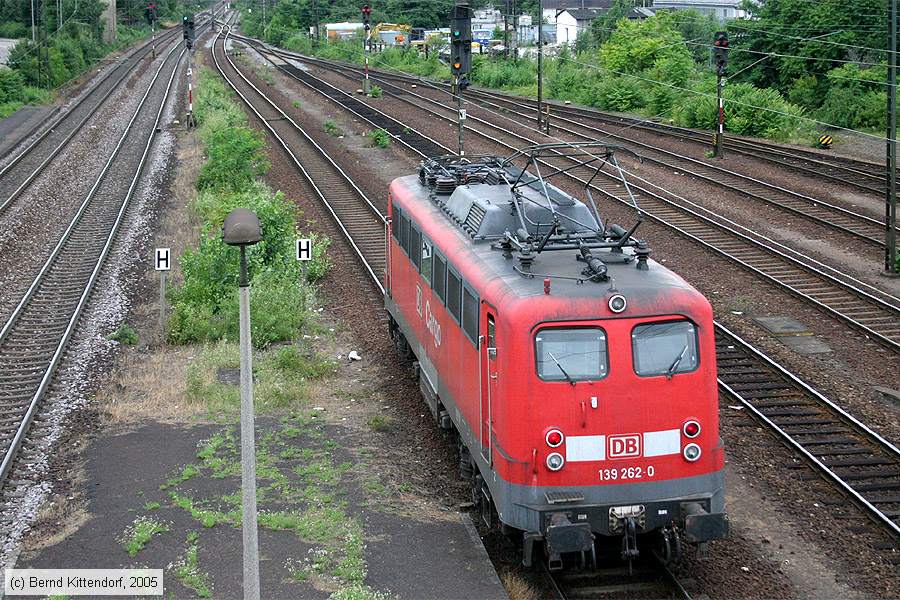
[458,442,719,572]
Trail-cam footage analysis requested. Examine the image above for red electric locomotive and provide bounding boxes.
[384,143,727,569]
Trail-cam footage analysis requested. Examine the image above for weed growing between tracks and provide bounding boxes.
[167,68,330,348]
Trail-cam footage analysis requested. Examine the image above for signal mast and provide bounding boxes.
[450,1,473,156]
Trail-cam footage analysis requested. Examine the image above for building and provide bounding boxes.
[652,0,746,20]
[321,22,365,40]
[0,39,18,66]
[541,0,612,25]
[556,8,602,45]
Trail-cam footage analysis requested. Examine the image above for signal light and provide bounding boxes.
[545,429,564,448]
[683,443,701,462]
[546,452,565,471]
[713,31,728,74]
[608,294,627,313]
[683,420,701,438]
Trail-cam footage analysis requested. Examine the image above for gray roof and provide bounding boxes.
[564,8,604,20]
[391,174,706,321]
[543,0,612,9]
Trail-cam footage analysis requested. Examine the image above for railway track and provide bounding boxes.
[223,32,900,558]
[531,103,892,196]
[212,22,386,293]
[0,14,215,485]
[542,555,692,600]
[0,16,198,215]
[240,41,900,356]
[265,55,891,249]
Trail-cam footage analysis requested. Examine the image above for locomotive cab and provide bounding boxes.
[385,144,727,571]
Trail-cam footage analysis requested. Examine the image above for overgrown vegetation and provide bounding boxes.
[244,0,889,141]
[167,68,330,348]
[120,516,169,557]
[0,1,211,117]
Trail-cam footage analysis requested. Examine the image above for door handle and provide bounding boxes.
[490,373,498,380]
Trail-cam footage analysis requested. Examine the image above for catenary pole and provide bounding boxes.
[537,0,543,130]
[888,0,898,274]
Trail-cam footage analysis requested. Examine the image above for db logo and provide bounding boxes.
[608,434,641,459]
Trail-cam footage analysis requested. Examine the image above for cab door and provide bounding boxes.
[480,309,498,466]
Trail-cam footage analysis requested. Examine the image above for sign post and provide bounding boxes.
[296,238,313,313]
[155,248,171,338]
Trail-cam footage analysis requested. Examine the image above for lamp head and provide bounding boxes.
[222,208,262,246]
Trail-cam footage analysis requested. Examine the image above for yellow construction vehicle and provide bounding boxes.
[372,22,412,45]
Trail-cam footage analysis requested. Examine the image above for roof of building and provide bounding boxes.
[542,0,612,8]
[562,8,604,20]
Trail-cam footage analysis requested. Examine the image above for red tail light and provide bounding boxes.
[683,420,701,438]
[546,429,564,447]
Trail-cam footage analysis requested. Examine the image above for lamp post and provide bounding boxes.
[222,208,263,600]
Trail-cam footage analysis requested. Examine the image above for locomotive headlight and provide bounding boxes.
[546,452,565,471]
[683,420,701,438]
[545,429,564,448]
[683,443,702,462]
[608,294,627,313]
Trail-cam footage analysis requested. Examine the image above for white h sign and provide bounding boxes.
[296,238,312,261]
[155,248,171,271]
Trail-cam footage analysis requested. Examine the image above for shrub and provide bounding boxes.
[472,57,534,90]
[169,68,331,348]
[367,85,383,98]
[368,129,390,148]
[109,324,139,345]
[324,120,343,136]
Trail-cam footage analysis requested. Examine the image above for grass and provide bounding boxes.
[367,414,393,432]
[292,100,301,109]
[368,129,390,148]
[183,341,335,417]
[367,85,383,98]
[109,323,139,345]
[173,535,213,598]
[144,501,161,511]
[121,517,169,557]
[324,120,343,136]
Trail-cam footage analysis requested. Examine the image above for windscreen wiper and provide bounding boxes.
[666,344,689,379]
[548,352,576,386]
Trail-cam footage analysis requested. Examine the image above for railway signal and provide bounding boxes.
[450,0,472,156]
[712,31,728,159]
[182,14,195,50]
[713,31,728,75]
[362,5,372,94]
[146,3,158,58]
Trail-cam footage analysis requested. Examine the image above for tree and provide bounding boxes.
[727,0,887,93]
[589,0,635,46]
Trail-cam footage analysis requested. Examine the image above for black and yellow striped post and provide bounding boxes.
[817,134,833,149]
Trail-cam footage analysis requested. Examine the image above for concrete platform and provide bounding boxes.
[0,105,57,161]
[15,422,508,600]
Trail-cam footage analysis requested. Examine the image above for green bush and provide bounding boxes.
[109,324,139,345]
[168,68,331,348]
[472,57,534,90]
[368,129,390,148]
